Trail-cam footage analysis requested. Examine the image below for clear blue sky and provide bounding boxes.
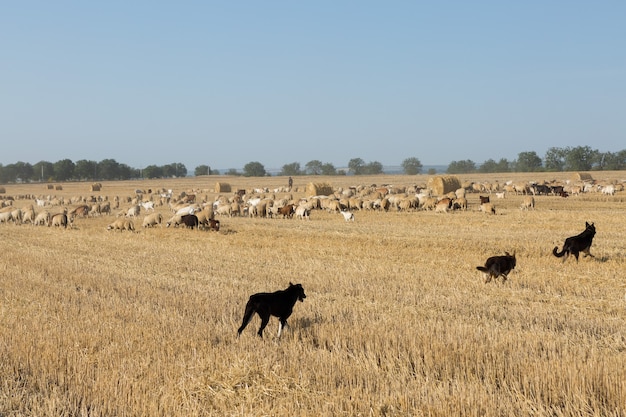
[2,2,625,171]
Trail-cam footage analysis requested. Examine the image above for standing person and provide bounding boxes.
[288,176,293,189]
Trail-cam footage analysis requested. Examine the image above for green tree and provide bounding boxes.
[32,161,55,182]
[363,161,383,175]
[226,168,240,176]
[143,165,163,179]
[496,158,511,172]
[320,163,337,175]
[305,160,323,175]
[75,160,97,180]
[544,147,567,171]
[478,159,499,173]
[163,163,187,178]
[53,159,75,181]
[515,151,543,172]
[12,162,33,183]
[599,150,626,170]
[446,160,476,174]
[118,163,135,180]
[280,162,301,176]
[97,159,121,180]
[195,165,210,176]
[565,146,597,171]
[243,161,266,177]
[348,158,365,175]
[1,164,18,183]
[401,157,423,175]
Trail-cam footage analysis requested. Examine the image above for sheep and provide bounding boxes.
[126,205,140,217]
[0,211,13,224]
[601,185,615,195]
[452,197,467,211]
[107,218,135,231]
[50,213,68,228]
[214,204,232,217]
[479,203,496,215]
[495,192,506,199]
[34,210,51,226]
[89,204,101,217]
[435,197,452,213]
[22,205,36,224]
[195,208,214,229]
[341,210,355,221]
[165,214,183,227]
[421,197,437,211]
[520,196,535,210]
[69,205,90,219]
[181,214,199,229]
[397,198,415,212]
[141,201,155,211]
[100,201,111,215]
[295,205,310,220]
[10,208,23,225]
[142,212,163,228]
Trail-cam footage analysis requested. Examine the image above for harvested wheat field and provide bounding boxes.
[0,172,625,416]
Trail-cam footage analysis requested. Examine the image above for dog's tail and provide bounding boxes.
[552,246,566,258]
[237,300,256,336]
[476,266,489,273]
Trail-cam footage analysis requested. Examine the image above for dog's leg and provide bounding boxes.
[277,318,289,338]
[583,248,594,258]
[257,314,270,338]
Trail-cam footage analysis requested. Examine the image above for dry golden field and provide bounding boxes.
[0,172,625,416]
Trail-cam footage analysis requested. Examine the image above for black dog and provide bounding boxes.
[553,222,596,262]
[237,282,306,338]
[476,252,516,283]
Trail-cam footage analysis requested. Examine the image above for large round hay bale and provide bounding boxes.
[90,182,102,192]
[0,186,5,194]
[571,172,593,181]
[427,175,461,195]
[306,182,334,197]
[215,182,231,193]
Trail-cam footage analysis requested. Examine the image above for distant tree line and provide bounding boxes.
[0,159,193,184]
[1,146,624,184]
[447,146,626,174]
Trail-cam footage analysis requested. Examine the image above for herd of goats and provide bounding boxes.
[0,177,622,232]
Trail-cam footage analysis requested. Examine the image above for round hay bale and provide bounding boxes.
[0,186,5,194]
[427,175,461,195]
[215,182,231,193]
[91,182,102,192]
[571,172,593,181]
[306,182,334,197]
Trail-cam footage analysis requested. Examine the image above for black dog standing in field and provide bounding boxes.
[237,282,306,338]
[476,252,517,283]
[553,222,596,262]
